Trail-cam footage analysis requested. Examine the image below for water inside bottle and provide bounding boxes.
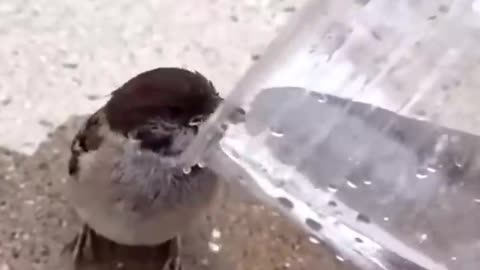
[213,87,480,270]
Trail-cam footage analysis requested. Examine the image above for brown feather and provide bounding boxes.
[68,109,106,176]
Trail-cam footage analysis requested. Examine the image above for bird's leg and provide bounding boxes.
[62,224,93,266]
[162,235,182,270]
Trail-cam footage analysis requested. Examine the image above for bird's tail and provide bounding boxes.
[62,224,182,270]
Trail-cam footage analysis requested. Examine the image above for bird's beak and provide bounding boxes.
[188,115,208,127]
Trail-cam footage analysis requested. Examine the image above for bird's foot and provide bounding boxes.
[62,224,93,267]
[163,236,183,270]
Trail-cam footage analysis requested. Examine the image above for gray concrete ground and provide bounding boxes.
[0,0,304,154]
[0,0,350,269]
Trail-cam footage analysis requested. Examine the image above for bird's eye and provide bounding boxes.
[167,106,184,116]
[188,115,206,126]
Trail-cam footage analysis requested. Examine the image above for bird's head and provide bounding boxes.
[104,67,221,156]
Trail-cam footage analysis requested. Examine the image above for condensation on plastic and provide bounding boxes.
[181,0,480,269]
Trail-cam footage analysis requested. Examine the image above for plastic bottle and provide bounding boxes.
[181,1,480,269]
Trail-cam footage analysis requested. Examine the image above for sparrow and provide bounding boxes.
[63,67,223,269]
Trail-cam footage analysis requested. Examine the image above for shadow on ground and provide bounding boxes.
[0,116,351,270]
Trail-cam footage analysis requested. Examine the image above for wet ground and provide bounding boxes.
[0,116,351,269]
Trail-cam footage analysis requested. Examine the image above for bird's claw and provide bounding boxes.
[62,225,92,267]
[163,236,183,270]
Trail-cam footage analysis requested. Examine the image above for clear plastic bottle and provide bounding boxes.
[181,0,480,269]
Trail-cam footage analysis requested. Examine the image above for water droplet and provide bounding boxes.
[414,111,428,121]
[427,166,437,173]
[208,242,221,253]
[383,217,390,221]
[355,237,364,243]
[309,91,328,103]
[419,233,428,243]
[220,123,228,131]
[182,167,192,174]
[308,236,320,244]
[336,255,345,262]
[284,262,291,268]
[317,95,327,103]
[211,228,221,239]
[277,196,294,210]
[197,161,207,168]
[327,184,338,193]
[346,180,358,189]
[270,130,284,137]
[327,200,337,207]
[305,218,323,231]
[356,213,371,223]
[473,198,480,204]
[451,256,457,261]
[415,168,429,179]
[355,0,371,6]
[227,107,246,124]
[363,180,372,185]
[454,156,465,168]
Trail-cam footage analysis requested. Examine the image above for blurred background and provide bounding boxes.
[0,0,351,269]
[0,0,306,154]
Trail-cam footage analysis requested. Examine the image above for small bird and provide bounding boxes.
[63,67,223,269]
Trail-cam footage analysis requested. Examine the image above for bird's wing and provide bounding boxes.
[64,224,183,270]
[68,108,106,177]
